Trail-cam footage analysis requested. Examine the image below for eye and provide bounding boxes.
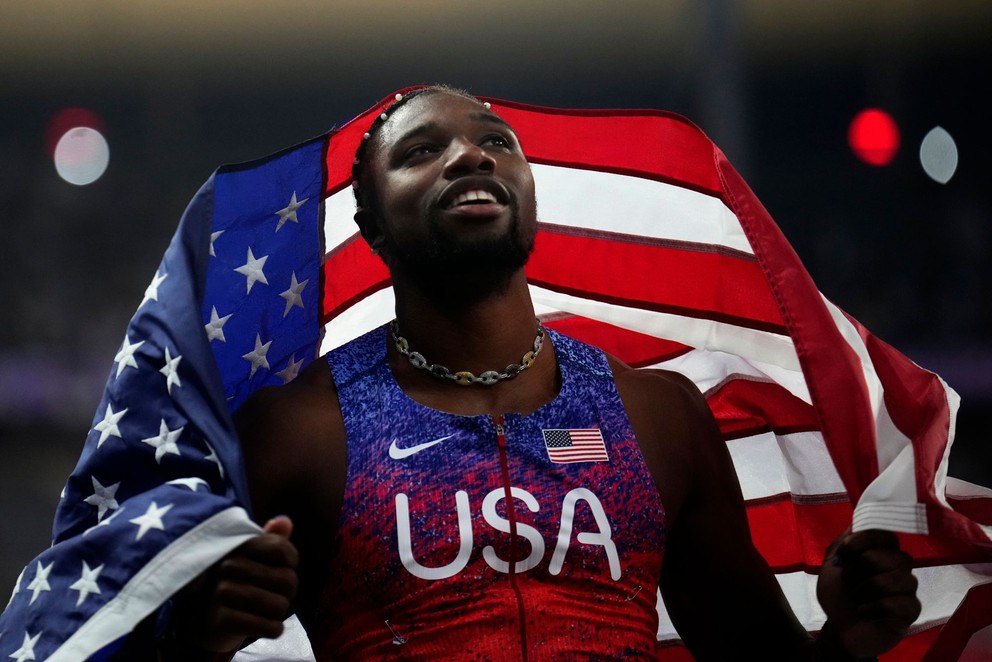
[482,134,514,150]
[403,144,439,160]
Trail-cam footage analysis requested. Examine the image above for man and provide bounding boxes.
[161,86,920,660]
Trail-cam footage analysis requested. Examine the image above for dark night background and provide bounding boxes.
[1,0,989,597]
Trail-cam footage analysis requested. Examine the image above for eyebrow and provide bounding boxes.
[390,111,518,148]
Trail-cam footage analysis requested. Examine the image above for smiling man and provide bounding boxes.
[157,86,921,661]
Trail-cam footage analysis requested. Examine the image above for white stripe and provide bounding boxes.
[49,507,261,662]
[320,164,754,256]
[657,563,992,641]
[531,164,752,253]
[528,284,801,371]
[319,286,396,355]
[323,190,361,253]
[653,347,811,404]
[727,431,846,501]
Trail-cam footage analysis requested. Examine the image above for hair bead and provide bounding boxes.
[483,102,491,110]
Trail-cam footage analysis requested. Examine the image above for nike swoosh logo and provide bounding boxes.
[388,435,455,460]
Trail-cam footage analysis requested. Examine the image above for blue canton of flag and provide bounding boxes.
[0,137,327,661]
[542,429,609,464]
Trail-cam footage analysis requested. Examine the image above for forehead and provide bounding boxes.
[377,92,516,148]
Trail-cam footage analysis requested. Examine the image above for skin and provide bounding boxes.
[165,92,921,660]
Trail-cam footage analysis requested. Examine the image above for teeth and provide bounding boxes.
[450,189,498,207]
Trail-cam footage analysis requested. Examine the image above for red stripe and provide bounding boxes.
[715,152,880,502]
[488,101,723,196]
[746,496,988,571]
[656,624,944,661]
[321,238,391,322]
[706,378,819,439]
[528,230,785,333]
[541,316,691,367]
[921,581,992,661]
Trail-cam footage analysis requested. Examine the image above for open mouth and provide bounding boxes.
[446,189,501,209]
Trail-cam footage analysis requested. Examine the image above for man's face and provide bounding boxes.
[363,92,538,290]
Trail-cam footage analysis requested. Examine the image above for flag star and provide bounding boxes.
[209,230,225,257]
[26,562,53,605]
[203,441,225,479]
[274,191,309,231]
[68,561,104,607]
[92,404,128,448]
[279,272,309,318]
[84,507,123,536]
[234,247,269,294]
[113,335,144,379]
[84,476,120,520]
[205,306,233,343]
[160,346,182,394]
[129,501,174,541]
[141,419,184,463]
[140,269,168,308]
[8,631,41,662]
[166,477,209,491]
[242,334,272,378]
[275,353,305,384]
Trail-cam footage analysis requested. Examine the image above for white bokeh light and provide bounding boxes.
[53,126,110,186]
[919,126,958,185]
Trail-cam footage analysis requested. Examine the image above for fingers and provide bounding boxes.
[263,515,293,539]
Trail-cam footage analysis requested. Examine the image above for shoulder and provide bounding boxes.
[233,356,345,520]
[604,354,724,523]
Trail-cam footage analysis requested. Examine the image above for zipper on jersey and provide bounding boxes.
[492,414,529,661]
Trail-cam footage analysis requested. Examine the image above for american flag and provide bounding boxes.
[542,429,609,464]
[1,88,990,660]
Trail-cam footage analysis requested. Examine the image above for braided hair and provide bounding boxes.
[351,85,488,217]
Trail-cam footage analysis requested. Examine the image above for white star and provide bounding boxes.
[141,419,184,463]
[279,272,309,318]
[166,477,209,491]
[205,306,233,343]
[92,404,127,448]
[274,191,309,231]
[68,561,104,607]
[83,507,123,536]
[83,476,120,521]
[140,269,168,308]
[129,501,173,541]
[242,334,272,378]
[113,335,144,379]
[8,631,41,662]
[234,247,269,294]
[203,441,225,479]
[160,346,182,394]
[209,230,225,257]
[26,562,52,605]
[275,353,305,384]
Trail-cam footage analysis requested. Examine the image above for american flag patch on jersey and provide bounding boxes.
[542,428,609,464]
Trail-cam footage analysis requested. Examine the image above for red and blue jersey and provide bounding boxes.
[314,325,667,660]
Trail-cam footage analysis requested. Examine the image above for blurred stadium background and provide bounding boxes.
[1,0,990,597]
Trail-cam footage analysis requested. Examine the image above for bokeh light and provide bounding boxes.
[848,108,900,166]
[53,126,110,186]
[919,126,958,184]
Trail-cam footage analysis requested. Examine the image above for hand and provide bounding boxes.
[167,516,300,657]
[816,529,921,658]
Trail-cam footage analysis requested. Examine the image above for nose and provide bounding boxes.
[442,138,495,179]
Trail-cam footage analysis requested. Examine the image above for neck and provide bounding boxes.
[392,269,539,374]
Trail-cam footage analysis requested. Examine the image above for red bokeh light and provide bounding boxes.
[44,107,104,157]
[848,108,900,166]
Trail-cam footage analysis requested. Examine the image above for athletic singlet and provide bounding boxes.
[313,324,667,660]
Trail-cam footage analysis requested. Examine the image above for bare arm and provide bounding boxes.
[157,358,344,659]
[613,363,919,660]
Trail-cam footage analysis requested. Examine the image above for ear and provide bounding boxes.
[354,207,387,257]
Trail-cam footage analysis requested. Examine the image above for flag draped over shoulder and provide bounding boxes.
[2,88,991,661]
